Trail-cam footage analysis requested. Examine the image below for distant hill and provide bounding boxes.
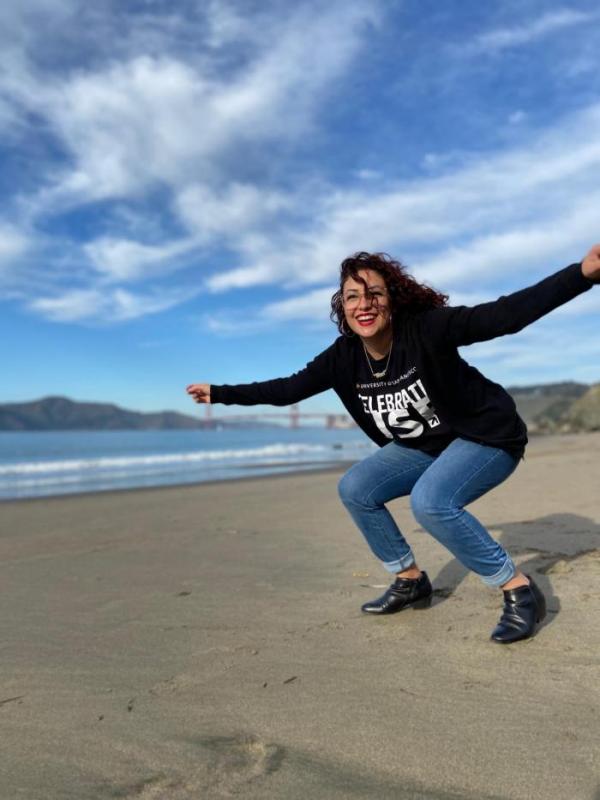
[2,384,600,432]
[560,385,600,431]
[506,381,591,433]
[0,396,276,431]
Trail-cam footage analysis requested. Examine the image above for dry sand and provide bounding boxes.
[0,433,599,800]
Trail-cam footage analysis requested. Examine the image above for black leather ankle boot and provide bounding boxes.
[361,571,433,614]
[490,575,547,644]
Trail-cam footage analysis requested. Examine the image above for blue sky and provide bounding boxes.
[2,0,600,418]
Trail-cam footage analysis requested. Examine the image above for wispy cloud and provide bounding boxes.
[203,286,336,336]
[205,249,600,342]
[176,183,292,241]
[466,317,600,379]
[84,236,197,284]
[5,3,380,209]
[470,9,596,54]
[412,196,599,288]
[206,103,600,296]
[0,224,28,267]
[0,0,381,318]
[28,285,199,323]
[262,287,336,321]
[1,1,598,341]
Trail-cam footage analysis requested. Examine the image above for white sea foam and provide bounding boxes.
[0,442,342,477]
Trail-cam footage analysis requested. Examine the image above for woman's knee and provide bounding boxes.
[338,464,369,507]
[410,482,457,524]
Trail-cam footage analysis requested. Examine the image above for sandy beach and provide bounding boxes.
[1,432,599,800]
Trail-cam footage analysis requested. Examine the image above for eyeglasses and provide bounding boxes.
[342,288,388,308]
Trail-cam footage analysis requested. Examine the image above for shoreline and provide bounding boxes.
[1,429,595,506]
[0,459,356,506]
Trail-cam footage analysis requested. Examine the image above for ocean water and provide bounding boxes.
[0,428,376,501]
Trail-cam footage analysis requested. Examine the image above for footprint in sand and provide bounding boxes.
[117,734,285,799]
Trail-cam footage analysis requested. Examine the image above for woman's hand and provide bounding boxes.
[186,383,211,404]
[581,244,600,282]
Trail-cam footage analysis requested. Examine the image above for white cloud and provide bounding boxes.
[71,177,298,292]
[0,0,383,322]
[508,110,527,125]
[471,9,595,53]
[0,94,21,135]
[2,0,597,340]
[263,287,336,321]
[207,261,280,293]
[0,224,28,266]
[84,236,196,283]
[42,55,216,201]
[464,319,600,383]
[354,169,382,181]
[448,273,600,319]
[205,260,600,340]
[551,285,600,317]
[203,0,248,49]
[28,285,197,323]
[201,313,262,336]
[202,285,336,336]
[176,182,291,239]
[207,103,600,295]
[26,90,599,323]
[3,2,380,210]
[412,197,600,288]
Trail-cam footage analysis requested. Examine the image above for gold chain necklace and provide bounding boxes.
[362,339,393,379]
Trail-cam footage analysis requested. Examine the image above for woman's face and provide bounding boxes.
[342,269,392,339]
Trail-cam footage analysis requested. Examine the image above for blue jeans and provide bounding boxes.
[338,438,520,587]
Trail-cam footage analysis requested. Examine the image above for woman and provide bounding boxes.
[187,245,600,644]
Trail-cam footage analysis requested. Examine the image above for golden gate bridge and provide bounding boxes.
[202,404,355,429]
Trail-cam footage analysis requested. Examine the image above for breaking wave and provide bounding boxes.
[0,442,339,477]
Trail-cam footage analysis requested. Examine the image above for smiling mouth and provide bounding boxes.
[355,314,377,326]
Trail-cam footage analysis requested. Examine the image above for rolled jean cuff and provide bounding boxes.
[382,551,416,574]
[479,556,516,588]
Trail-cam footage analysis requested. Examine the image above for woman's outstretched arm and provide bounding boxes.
[421,245,600,348]
[186,346,335,408]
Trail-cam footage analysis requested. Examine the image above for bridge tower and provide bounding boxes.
[290,404,300,429]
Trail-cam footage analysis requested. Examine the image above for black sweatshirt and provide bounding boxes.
[211,262,595,460]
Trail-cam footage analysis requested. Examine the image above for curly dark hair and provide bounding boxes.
[330,251,449,334]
